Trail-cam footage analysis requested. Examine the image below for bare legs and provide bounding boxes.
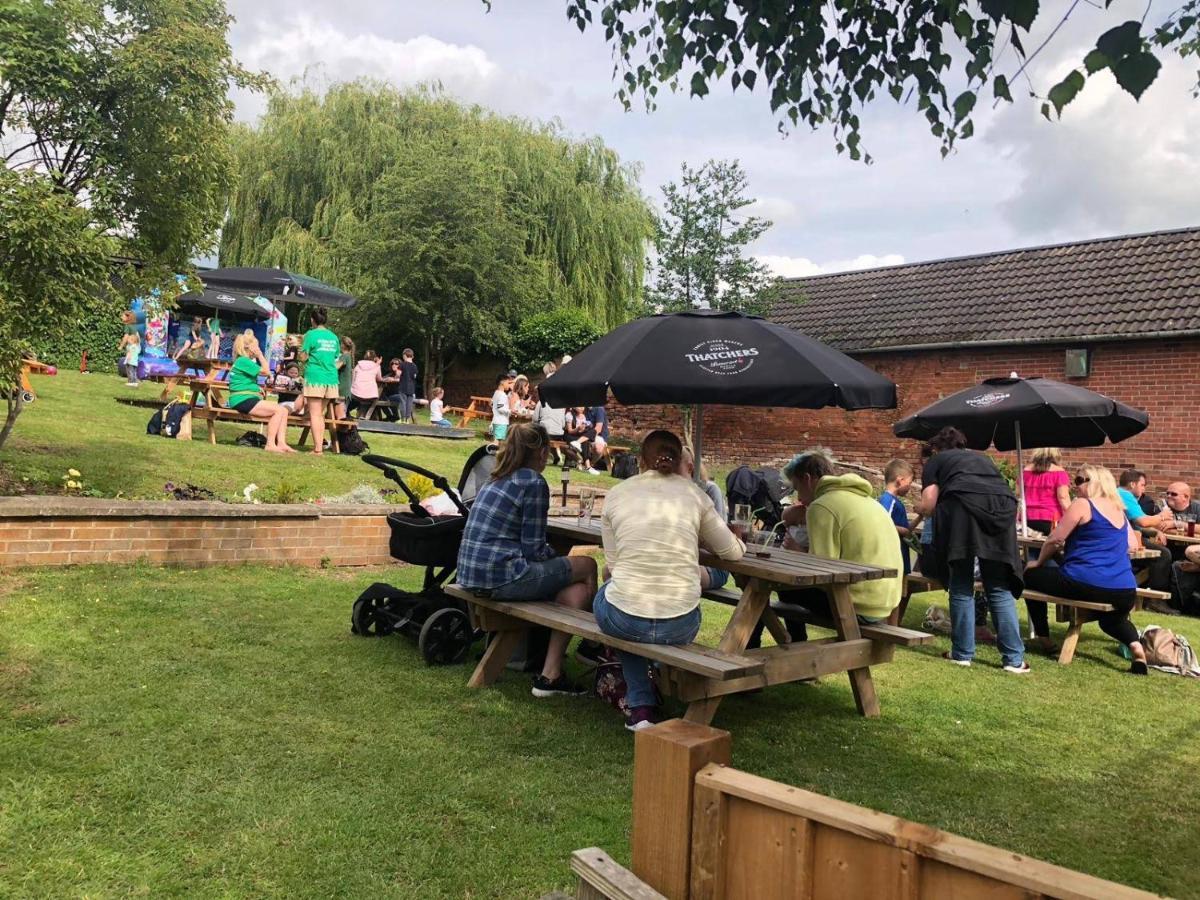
[249,401,294,453]
[541,555,598,681]
[308,398,326,454]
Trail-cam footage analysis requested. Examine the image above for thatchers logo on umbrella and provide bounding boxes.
[685,339,759,376]
[214,293,237,305]
[966,391,1010,408]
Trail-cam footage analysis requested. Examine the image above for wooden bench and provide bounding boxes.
[189,403,356,453]
[898,573,1172,664]
[701,587,933,648]
[444,585,765,687]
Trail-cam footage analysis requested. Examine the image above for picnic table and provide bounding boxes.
[1017,533,1161,560]
[185,377,349,453]
[1162,530,1200,545]
[145,358,229,401]
[539,517,915,722]
[443,395,493,428]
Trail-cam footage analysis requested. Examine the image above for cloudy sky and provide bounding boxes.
[223,0,1200,276]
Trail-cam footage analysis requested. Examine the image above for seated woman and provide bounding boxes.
[1023,447,1071,536]
[456,423,598,697]
[1024,464,1148,673]
[594,430,746,731]
[227,333,294,453]
[347,349,383,419]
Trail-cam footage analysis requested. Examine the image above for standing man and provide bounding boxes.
[398,348,419,425]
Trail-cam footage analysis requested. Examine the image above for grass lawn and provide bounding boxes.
[2,562,1199,898]
[1,370,615,502]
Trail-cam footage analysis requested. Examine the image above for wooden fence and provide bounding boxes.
[569,719,1163,900]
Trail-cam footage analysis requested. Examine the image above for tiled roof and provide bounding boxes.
[770,227,1200,351]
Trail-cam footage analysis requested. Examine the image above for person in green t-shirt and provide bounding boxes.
[206,315,223,359]
[336,335,355,421]
[227,332,294,453]
[299,307,340,455]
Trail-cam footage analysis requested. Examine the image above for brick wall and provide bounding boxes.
[0,498,395,569]
[606,338,1200,492]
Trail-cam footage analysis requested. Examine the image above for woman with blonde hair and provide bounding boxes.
[1025,464,1147,672]
[456,422,597,697]
[1023,447,1071,535]
[227,333,294,453]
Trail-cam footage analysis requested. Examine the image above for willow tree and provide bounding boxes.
[220,82,654,377]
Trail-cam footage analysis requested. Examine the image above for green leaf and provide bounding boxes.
[992,74,1012,102]
[1112,51,1161,99]
[952,90,976,123]
[689,71,709,97]
[953,11,973,39]
[742,70,756,91]
[1007,0,1040,30]
[1083,49,1110,74]
[1096,20,1143,60]
[1047,69,1085,115]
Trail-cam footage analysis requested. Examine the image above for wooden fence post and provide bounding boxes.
[631,719,732,900]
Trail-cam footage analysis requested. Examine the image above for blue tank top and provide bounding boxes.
[1059,500,1136,590]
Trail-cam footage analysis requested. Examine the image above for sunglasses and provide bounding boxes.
[1167,491,1183,497]
[1074,476,1090,486]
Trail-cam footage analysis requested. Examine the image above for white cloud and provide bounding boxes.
[745,196,799,224]
[757,253,906,278]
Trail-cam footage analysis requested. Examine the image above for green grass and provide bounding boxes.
[2,371,614,502]
[2,563,1198,897]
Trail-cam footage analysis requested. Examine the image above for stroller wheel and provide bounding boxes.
[351,594,397,637]
[418,607,476,666]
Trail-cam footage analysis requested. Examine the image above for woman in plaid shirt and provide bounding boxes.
[457,423,597,697]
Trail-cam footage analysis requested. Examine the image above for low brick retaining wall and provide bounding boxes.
[0,498,395,569]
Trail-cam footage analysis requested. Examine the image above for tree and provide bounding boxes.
[510,309,604,373]
[220,83,655,383]
[530,0,1200,160]
[0,0,259,448]
[647,160,778,316]
[340,131,544,394]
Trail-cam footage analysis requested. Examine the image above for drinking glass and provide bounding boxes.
[578,488,595,525]
[732,503,752,540]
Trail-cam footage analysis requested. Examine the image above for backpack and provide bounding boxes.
[338,425,368,456]
[1141,626,1200,676]
[235,431,267,448]
[146,406,165,436]
[610,452,638,480]
[162,403,189,438]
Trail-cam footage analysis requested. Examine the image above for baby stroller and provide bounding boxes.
[350,445,497,665]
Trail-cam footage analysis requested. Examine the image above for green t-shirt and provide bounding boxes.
[123,324,137,336]
[227,356,262,407]
[338,351,353,399]
[301,327,340,387]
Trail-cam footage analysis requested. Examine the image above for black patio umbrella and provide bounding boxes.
[199,267,358,309]
[539,309,897,473]
[893,374,1149,529]
[176,288,270,320]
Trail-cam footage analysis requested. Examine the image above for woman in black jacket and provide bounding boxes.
[917,427,1029,673]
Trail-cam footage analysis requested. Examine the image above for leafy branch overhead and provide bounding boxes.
[529,0,1200,159]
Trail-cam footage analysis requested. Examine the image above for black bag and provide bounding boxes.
[146,407,164,435]
[338,426,368,456]
[235,431,267,448]
[162,403,189,438]
[611,452,638,480]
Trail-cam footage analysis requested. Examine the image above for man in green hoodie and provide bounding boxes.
[755,450,903,645]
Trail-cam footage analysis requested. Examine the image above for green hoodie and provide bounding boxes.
[807,474,903,620]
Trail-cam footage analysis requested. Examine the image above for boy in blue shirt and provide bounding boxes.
[879,459,918,575]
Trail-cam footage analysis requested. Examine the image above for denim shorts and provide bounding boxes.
[492,556,574,600]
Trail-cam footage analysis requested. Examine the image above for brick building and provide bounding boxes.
[611,227,1200,489]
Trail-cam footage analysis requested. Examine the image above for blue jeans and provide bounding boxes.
[947,558,1025,667]
[593,582,704,709]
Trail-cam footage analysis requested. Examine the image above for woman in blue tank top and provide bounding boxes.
[1024,465,1148,674]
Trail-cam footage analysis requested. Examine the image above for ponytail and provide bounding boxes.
[641,430,683,477]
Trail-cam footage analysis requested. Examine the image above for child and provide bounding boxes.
[879,459,919,575]
[398,348,419,424]
[119,311,140,387]
[429,387,451,427]
[336,336,355,421]
[206,315,223,360]
[490,372,514,441]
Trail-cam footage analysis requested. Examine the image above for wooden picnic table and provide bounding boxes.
[1162,530,1200,545]
[443,395,493,428]
[185,377,347,453]
[1017,533,1161,560]
[146,358,229,401]
[546,517,902,721]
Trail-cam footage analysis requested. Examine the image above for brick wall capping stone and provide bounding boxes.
[0,496,395,519]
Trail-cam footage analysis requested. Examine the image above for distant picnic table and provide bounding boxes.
[145,359,229,401]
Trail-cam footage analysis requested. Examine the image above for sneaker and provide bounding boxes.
[125,381,139,388]
[531,674,587,698]
[574,640,605,668]
[1002,661,1032,674]
[942,651,971,667]
[624,705,659,732]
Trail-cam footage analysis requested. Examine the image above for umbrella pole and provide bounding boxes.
[694,404,704,484]
[1015,420,1027,535]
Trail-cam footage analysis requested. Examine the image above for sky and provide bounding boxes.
[222,0,1200,277]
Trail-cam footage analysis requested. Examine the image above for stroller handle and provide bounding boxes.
[360,454,470,517]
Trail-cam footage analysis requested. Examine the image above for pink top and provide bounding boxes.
[351,359,381,399]
[1023,469,1070,523]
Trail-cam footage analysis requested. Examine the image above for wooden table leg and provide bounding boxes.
[326,404,341,453]
[468,629,526,688]
[683,579,773,725]
[1058,608,1087,665]
[829,583,881,717]
[159,376,177,402]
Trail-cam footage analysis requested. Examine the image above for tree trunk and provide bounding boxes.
[0,387,24,452]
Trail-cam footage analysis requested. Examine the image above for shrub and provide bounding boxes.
[510,309,604,374]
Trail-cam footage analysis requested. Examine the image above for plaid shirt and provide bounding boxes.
[456,469,556,590]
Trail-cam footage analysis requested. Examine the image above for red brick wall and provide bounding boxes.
[0,499,394,569]
[607,339,1200,492]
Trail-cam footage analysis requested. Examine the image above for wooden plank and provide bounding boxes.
[723,796,816,900]
[467,630,524,688]
[693,765,1162,900]
[670,640,893,702]
[631,720,731,900]
[570,848,666,900]
[1057,611,1089,666]
[444,587,764,681]
[811,822,915,900]
[683,579,773,725]
[828,583,880,717]
[689,780,729,900]
[703,590,932,647]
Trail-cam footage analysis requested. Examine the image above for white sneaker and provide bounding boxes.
[125,381,139,388]
[942,652,971,667]
[1003,662,1032,674]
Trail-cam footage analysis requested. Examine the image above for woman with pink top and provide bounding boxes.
[347,349,383,419]
[1022,447,1071,535]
